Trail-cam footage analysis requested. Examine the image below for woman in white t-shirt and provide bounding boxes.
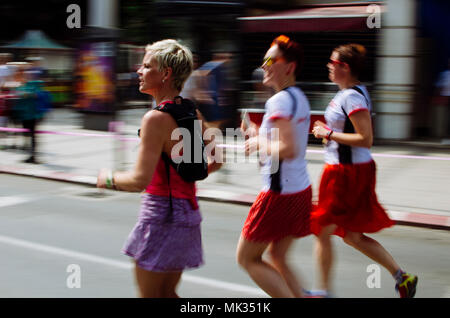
[311,44,418,298]
[236,35,312,297]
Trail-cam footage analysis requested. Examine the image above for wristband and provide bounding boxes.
[105,170,116,189]
[326,130,334,141]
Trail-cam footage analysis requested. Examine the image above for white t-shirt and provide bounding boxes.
[259,86,311,194]
[324,85,373,165]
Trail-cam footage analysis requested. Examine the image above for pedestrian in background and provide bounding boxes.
[180,53,206,122]
[1,62,24,149]
[4,61,40,163]
[15,64,39,163]
[0,54,13,132]
[432,58,450,142]
[250,67,273,109]
[236,35,312,298]
[180,53,200,101]
[0,53,13,89]
[311,43,418,298]
[12,61,51,164]
[194,52,235,130]
[97,39,222,298]
[25,56,47,81]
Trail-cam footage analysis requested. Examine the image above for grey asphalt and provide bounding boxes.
[0,174,449,298]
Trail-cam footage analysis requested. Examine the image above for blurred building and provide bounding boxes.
[239,1,380,136]
[240,0,450,141]
[153,0,243,65]
[1,0,448,140]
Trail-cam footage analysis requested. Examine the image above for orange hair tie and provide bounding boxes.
[271,35,290,47]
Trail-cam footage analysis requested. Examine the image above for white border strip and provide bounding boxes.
[238,14,369,21]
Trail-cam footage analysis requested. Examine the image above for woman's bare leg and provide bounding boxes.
[268,236,305,297]
[236,235,294,297]
[343,231,400,275]
[134,262,182,298]
[162,271,183,298]
[315,224,337,291]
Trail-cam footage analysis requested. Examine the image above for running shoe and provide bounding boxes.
[395,273,418,298]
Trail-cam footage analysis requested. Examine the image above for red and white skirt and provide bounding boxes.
[310,160,395,238]
[242,186,312,243]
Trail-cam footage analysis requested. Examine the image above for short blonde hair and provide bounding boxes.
[145,39,193,91]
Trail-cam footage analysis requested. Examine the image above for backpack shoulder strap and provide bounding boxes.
[155,100,178,222]
[338,87,367,165]
[350,86,370,110]
[155,97,197,121]
[283,86,298,120]
[161,152,174,222]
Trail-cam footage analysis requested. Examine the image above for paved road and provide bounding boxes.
[0,175,449,298]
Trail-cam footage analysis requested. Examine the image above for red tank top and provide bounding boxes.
[145,157,198,210]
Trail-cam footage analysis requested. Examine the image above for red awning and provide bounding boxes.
[239,3,385,33]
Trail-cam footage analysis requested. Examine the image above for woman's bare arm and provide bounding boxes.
[97,110,168,192]
[245,118,297,160]
[197,109,223,173]
[313,110,373,148]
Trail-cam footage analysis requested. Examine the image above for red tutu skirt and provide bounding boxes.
[242,186,312,243]
[311,160,394,238]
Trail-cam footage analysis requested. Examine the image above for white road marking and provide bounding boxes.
[181,275,266,296]
[0,187,127,207]
[0,195,34,208]
[0,187,82,208]
[0,234,266,296]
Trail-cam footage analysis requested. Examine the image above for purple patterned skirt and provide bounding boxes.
[122,193,203,272]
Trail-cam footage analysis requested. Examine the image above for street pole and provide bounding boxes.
[88,0,118,29]
[374,0,417,139]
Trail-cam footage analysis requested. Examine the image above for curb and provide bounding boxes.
[1,166,449,231]
[373,139,450,151]
[0,166,97,187]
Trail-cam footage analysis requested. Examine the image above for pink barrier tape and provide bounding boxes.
[372,153,450,161]
[304,149,450,161]
[1,127,449,161]
[0,127,112,138]
[119,137,140,142]
[0,127,29,133]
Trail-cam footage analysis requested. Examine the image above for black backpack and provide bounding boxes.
[155,96,209,183]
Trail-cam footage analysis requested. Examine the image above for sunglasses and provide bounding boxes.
[262,56,285,67]
[329,59,347,66]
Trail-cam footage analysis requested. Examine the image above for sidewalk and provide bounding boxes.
[1,108,449,231]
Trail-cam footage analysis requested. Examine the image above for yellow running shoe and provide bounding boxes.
[395,273,418,298]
